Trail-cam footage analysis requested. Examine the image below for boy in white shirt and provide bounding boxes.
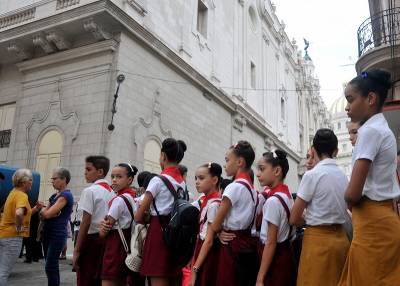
[72,156,114,286]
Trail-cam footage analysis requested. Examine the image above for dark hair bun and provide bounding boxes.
[162,138,187,163]
[231,140,255,168]
[274,149,287,160]
[177,140,187,153]
[313,128,338,158]
[368,69,392,90]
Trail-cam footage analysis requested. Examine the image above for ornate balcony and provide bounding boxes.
[357,7,400,57]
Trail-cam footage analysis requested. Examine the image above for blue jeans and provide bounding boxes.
[0,237,23,286]
[43,235,66,286]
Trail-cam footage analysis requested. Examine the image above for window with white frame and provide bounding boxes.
[197,0,208,38]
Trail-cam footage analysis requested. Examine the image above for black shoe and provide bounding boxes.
[24,259,32,263]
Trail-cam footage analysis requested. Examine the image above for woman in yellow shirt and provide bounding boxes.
[0,169,43,286]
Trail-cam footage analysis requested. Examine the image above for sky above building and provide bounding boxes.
[275,0,370,109]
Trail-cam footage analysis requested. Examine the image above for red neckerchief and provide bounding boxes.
[267,183,292,200]
[96,181,113,192]
[161,166,184,183]
[199,190,220,214]
[108,188,136,207]
[234,171,254,189]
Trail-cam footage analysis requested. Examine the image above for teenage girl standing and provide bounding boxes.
[339,69,400,285]
[100,163,142,286]
[189,163,222,286]
[290,129,350,286]
[209,141,258,286]
[135,138,187,286]
[255,150,296,286]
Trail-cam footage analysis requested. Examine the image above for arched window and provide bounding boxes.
[35,130,63,202]
[143,139,161,174]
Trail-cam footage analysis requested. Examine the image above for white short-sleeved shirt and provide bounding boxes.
[251,191,268,237]
[146,175,186,215]
[260,193,294,244]
[297,159,348,226]
[222,179,257,231]
[78,179,115,234]
[198,198,220,240]
[352,113,400,201]
[108,194,139,229]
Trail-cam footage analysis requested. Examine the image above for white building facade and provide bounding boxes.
[0,0,330,200]
[330,94,352,178]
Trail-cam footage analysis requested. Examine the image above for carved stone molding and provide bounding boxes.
[56,0,80,10]
[46,31,71,50]
[238,0,245,7]
[126,0,147,15]
[33,34,55,54]
[0,7,36,29]
[7,42,31,61]
[83,18,111,41]
[133,89,172,142]
[264,136,274,150]
[25,97,80,168]
[232,113,246,132]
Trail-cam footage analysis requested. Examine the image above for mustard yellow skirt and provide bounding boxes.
[297,225,350,286]
[338,198,400,286]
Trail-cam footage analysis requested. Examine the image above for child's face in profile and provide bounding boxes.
[85,162,103,183]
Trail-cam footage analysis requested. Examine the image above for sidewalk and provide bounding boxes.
[9,257,76,286]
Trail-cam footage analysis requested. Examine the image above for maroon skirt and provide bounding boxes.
[215,230,258,286]
[140,216,181,277]
[77,233,105,286]
[101,228,131,280]
[192,238,220,286]
[257,240,297,286]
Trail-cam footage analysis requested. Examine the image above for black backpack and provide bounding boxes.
[153,175,200,268]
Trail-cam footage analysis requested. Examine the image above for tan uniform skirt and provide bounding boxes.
[297,225,350,286]
[338,198,400,286]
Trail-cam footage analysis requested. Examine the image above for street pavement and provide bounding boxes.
[8,257,76,286]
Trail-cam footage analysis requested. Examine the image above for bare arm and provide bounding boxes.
[40,197,67,219]
[256,222,278,285]
[210,197,232,233]
[15,208,26,230]
[99,215,116,238]
[290,197,307,227]
[345,159,371,205]
[134,192,153,223]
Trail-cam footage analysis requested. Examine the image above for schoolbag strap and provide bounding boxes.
[119,195,134,221]
[235,181,257,230]
[272,194,293,241]
[235,181,255,203]
[157,175,179,200]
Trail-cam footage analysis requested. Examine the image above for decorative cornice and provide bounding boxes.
[46,31,70,50]
[0,7,36,29]
[33,33,55,54]
[232,113,246,132]
[16,39,118,72]
[56,0,80,10]
[7,42,31,60]
[83,17,111,41]
[126,0,147,16]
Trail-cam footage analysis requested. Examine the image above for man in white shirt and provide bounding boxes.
[73,156,114,286]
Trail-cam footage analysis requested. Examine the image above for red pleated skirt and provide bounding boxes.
[257,240,297,286]
[140,216,181,277]
[101,228,131,280]
[192,238,220,286]
[77,233,105,286]
[215,230,258,286]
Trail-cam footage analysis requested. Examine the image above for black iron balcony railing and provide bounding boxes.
[0,129,11,148]
[358,7,400,57]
